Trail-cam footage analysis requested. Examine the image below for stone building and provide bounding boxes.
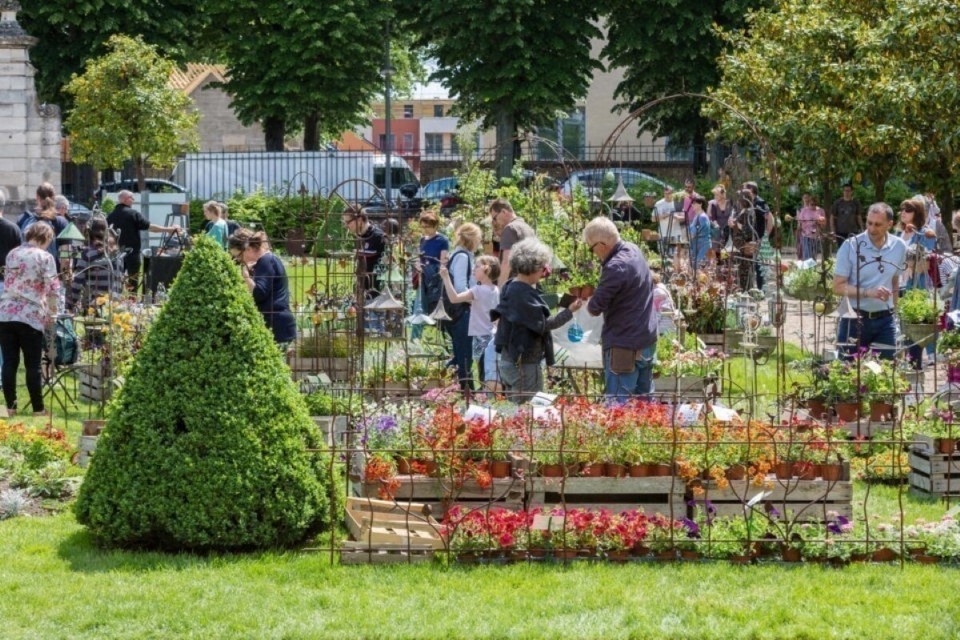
[0,0,59,215]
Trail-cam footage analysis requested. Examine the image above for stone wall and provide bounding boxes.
[189,77,264,152]
[0,2,60,215]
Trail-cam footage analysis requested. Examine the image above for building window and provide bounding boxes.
[403,104,414,118]
[425,133,443,155]
[433,104,444,117]
[403,133,414,152]
[535,107,585,160]
[449,134,460,156]
[378,134,395,151]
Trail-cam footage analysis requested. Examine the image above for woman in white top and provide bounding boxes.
[441,254,501,390]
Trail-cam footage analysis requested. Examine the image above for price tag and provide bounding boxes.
[463,404,495,425]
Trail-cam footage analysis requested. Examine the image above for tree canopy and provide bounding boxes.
[21,0,204,112]
[63,35,198,189]
[403,0,603,176]
[706,0,960,209]
[604,0,768,173]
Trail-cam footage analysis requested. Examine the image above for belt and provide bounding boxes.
[855,308,892,320]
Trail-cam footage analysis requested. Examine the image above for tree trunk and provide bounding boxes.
[264,117,286,152]
[303,113,320,151]
[495,109,516,180]
[870,166,891,204]
[692,128,708,176]
[135,157,145,194]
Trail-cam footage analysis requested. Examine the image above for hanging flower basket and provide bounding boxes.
[902,323,936,347]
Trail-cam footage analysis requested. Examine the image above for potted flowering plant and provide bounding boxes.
[820,359,861,420]
[898,289,941,346]
[905,402,958,454]
[937,329,960,382]
[859,355,907,421]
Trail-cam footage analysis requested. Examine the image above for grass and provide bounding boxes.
[2,510,960,639]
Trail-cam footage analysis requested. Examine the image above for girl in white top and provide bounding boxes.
[651,271,678,336]
[440,254,501,390]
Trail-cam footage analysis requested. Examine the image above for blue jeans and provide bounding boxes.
[603,343,656,403]
[443,311,473,390]
[498,357,542,402]
[837,315,896,359]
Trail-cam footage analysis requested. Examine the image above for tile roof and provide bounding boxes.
[168,63,227,95]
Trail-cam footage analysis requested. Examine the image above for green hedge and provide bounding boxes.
[75,236,337,550]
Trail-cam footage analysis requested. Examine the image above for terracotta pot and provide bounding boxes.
[835,402,861,422]
[539,463,565,477]
[652,463,673,477]
[781,547,802,563]
[424,460,440,477]
[554,548,578,561]
[937,438,957,454]
[655,549,677,562]
[395,455,413,475]
[607,549,630,563]
[849,552,869,563]
[604,462,627,478]
[774,461,793,479]
[869,402,895,422]
[631,544,651,558]
[509,549,528,563]
[915,554,939,565]
[793,461,817,480]
[819,463,843,482]
[805,399,828,420]
[680,549,701,561]
[725,464,747,481]
[641,229,652,242]
[629,463,652,477]
[728,554,752,565]
[490,460,512,478]
[528,548,548,560]
[577,285,595,300]
[579,461,604,477]
[871,547,897,562]
[456,552,479,565]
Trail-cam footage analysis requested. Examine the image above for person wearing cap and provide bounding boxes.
[833,202,907,359]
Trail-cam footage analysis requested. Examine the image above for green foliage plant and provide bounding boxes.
[75,236,335,550]
[898,289,939,325]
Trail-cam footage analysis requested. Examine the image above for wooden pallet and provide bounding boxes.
[74,364,116,402]
[76,434,98,468]
[339,541,435,565]
[525,476,685,516]
[358,476,525,517]
[909,439,960,496]
[689,476,853,521]
[344,496,445,550]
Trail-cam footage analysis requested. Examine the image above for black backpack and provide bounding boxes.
[440,249,471,327]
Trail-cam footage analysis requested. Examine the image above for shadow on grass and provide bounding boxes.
[56,528,270,574]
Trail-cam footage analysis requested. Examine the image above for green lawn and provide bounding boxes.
[2,509,960,639]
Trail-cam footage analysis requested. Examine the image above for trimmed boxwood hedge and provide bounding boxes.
[75,236,336,550]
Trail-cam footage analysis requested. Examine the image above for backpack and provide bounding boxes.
[440,249,471,327]
[54,317,79,366]
[16,211,36,232]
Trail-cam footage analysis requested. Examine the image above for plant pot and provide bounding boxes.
[793,461,817,480]
[490,460,512,478]
[607,549,630,563]
[423,459,439,477]
[871,547,897,562]
[680,549,701,561]
[937,438,957,454]
[396,455,413,476]
[805,399,828,420]
[629,463,652,477]
[728,554,752,565]
[577,285,595,300]
[509,549,529,563]
[631,544,651,558]
[819,463,843,482]
[554,548,578,561]
[81,419,107,436]
[915,554,939,565]
[579,461,604,477]
[528,548,548,560]
[698,333,725,347]
[652,463,673,477]
[641,229,653,242]
[456,552,479,565]
[902,322,935,347]
[725,464,747,481]
[655,549,677,562]
[869,401,895,422]
[774,462,793,480]
[781,547,802,563]
[835,402,861,422]
[539,463,565,477]
[604,462,627,478]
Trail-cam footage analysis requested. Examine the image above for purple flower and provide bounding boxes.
[680,518,701,539]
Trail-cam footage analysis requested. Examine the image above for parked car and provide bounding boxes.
[421,177,461,215]
[357,182,423,219]
[96,179,187,202]
[560,168,672,199]
[66,200,94,223]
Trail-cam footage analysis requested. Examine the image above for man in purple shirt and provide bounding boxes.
[583,216,658,401]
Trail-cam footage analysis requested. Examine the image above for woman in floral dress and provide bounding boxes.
[0,223,60,416]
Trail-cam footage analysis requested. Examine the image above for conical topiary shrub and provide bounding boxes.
[75,236,334,550]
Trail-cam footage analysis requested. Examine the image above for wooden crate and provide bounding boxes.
[689,476,853,521]
[358,475,525,517]
[340,497,443,564]
[909,437,960,497]
[76,434,98,468]
[835,420,895,439]
[339,542,435,565]
[75,363,114,402]
[525,476,685,517]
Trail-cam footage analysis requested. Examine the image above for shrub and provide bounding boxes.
[75,236,336,550]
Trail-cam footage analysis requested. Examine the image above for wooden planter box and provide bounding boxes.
[654,376,705,393]
[75,362,115,402]
[340,497,443,565]
[689,475,853,521]
[358,475,524,517]
[835,419,895,439]
[525,476,685,517]
[76,434,98,468]
[909,435,960,497]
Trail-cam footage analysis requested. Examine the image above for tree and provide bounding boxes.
[63,35,199,191]
[603,0,769,175]
[75,236,336,550]
[707,0,960,213]
[404,0,603,177]
[20,0,205,111]
[205,0,401,151]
